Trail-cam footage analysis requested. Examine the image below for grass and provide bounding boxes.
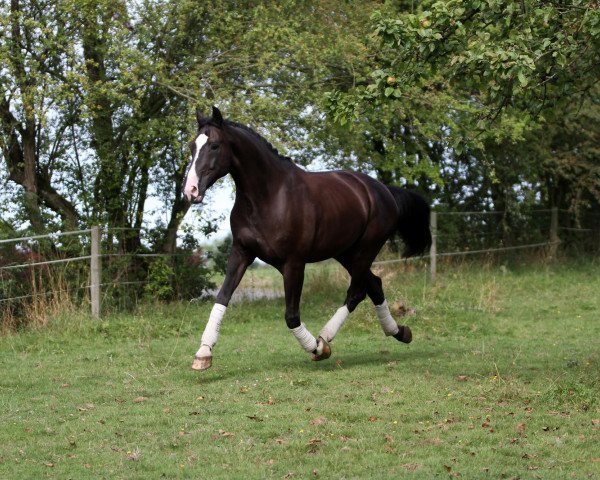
[1,259,599,479]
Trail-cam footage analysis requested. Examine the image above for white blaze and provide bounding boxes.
[184,133,208,201]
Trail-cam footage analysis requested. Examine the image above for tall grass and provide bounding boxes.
[1,266,80,333]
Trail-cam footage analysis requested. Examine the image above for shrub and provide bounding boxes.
[144,257,175,302]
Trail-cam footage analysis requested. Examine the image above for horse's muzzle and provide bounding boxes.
[183,185,204,204]
[184,192,204,204]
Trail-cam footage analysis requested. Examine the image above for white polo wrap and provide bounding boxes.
[319,305,350,342]
[375,300,399,336]
[290,323,318,353]
[196,303,227,356]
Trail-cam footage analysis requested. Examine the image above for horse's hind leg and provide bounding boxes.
[319,260,411,344]
[366,272,412,344]
[319,249,411,346]
[318,254,371,344]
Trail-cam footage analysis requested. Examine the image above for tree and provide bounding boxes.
[5,0,596,245]
[1,0,81,232]
[1,0,383,246]
[325,0,600,214]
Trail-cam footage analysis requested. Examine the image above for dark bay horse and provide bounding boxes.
[183,107,431,371]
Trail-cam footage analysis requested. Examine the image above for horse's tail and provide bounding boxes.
[386,186,432,258]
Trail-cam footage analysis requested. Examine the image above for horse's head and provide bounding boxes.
[183,106,232,204]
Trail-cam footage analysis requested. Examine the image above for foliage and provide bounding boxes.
[2,0,599,222]
[0,233,90,329]
[0,261,599,477]
[535,87,600,211]
[170,253,215,302]
[143,253,214,303]
[330,1,600,126]
[208,235,232,276]
[1,0,384,313]
[0,0,379,241]
[325,1,600,215]
[143,257,174,302]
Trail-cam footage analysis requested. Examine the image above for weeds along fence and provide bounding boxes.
[0,226,213,328]
[1,208,599,324]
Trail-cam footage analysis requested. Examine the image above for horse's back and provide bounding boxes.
[300,170,398,261]
[230,168,398,264]
[306,170,397,220]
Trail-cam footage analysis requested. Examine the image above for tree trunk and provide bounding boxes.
[161,195,190,254]
[21,120,45,232]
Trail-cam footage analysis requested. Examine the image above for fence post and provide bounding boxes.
[430,211,437,282]
[91,226,101,318]
[549,207,559,258]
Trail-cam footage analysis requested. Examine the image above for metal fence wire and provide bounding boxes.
[1,207,599,316]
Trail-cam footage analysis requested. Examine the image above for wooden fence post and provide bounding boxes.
[430,211,437,282]
[91,226,101,318]
[549,207,559,258]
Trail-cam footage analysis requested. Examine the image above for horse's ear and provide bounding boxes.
[211,106,223,126]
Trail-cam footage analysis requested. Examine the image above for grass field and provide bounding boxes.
[1,259,599,479]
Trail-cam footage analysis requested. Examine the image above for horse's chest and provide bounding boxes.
[231,201,292,261]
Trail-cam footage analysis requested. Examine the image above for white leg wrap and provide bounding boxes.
[290,323,318,353]
[375,300,399,336]
[319,305,350,342]
[196,303,227,356]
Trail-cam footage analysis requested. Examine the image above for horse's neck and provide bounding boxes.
[230,136,298,203]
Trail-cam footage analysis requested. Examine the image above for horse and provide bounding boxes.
[183,107,431,371]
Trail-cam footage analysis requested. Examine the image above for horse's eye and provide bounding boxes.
[210,143,220,151]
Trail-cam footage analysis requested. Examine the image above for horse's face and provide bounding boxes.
[183,124,232,204]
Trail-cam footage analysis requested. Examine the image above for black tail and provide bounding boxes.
[386,186,432,258]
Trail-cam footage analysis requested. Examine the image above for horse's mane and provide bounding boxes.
[198,117,293,164]
[228,121,295,164]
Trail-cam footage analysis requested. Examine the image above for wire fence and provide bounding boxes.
[0,224,213,322]
[0,228,92,245]
[372,208,570,271]
[1,207,599,319]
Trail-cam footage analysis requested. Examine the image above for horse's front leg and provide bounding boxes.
[282,262,331,361]
[192,244,255,371]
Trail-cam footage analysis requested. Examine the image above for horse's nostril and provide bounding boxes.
[183,184,199,202]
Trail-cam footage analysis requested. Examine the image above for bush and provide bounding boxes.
[171,252,215,300]
[143,257,175,301]
[208,235,232,275]
[143,253,216,303]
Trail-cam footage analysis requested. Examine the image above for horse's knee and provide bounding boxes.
[285,313,301,329]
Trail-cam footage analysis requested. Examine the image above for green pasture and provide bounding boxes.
[1,260,599,479]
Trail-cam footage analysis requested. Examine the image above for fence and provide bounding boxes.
[0,229,92,304]
[428,207,561,282]
[1,208,599,319]
[0,224,213,324]
[376,207,598,278]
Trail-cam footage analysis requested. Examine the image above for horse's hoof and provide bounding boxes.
[192,355,212,371]
[393,325,412,344]
[312,337,332,361]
